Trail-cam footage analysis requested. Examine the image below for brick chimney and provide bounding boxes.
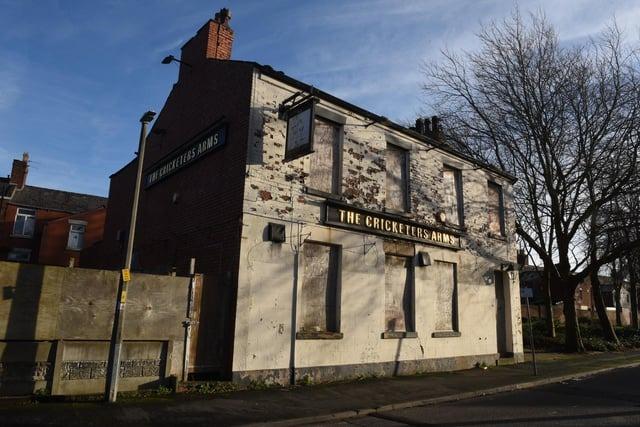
[10,152,29,190]
[180,8,234,75]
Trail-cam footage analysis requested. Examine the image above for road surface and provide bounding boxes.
[318,365,640,426]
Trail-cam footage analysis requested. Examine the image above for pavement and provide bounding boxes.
[2,350,640,426]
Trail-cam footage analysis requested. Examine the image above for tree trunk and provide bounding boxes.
[562,279,584,352]
[543,265,556,337]
[628,255,639,330]
[615,286,622,327]
[591,272,619,343]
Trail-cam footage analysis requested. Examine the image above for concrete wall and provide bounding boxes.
[0,261,190,396]
[231,71,523,384]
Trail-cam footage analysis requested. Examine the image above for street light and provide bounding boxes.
[161,55,192,68]
[105,110,156,403]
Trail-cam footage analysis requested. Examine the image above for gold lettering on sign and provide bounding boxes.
[347,211,355,224]
[328,205,458,247]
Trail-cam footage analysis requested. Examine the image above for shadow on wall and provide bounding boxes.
[0,263,50,396]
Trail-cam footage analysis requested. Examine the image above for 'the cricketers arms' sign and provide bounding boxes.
[325,201,461,249]
[145,124,227,188]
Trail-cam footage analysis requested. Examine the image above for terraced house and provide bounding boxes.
[98,8,523,384]
[0,153,107,267]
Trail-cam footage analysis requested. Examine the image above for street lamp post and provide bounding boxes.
[105,110,156,403]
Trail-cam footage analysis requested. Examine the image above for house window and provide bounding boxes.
[433,261,459,334]
[443,166,463,226]
[7,248,31,262]
[385,144,409,212]
[384,254,414,333]
[12,208,36,237]
[298,241,341,337]
[488,182,505,236]
[67,223,86,251]
[308,117,341,195]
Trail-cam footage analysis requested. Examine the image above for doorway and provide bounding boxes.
[494,271,508,355]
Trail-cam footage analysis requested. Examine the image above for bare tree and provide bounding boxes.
[423,11,640,351]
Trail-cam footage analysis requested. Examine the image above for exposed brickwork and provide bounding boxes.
[0,204,76,262]
[179,9,234,81]
[243,74,517,263]
[38,207,106,267]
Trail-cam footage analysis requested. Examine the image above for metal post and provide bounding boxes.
[526,296,538,376]
[182,257,196,382]
[105,110,156,403]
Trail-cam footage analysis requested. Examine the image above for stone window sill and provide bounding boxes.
[381,331,418,339]
[382,208,414,219]
[10,234,33,239]
[296,331,343,340]
[431,331,461,338]
[487,232,507,242]
[445,222,467,233]
[304,187,343,201]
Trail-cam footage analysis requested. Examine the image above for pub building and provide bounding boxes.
[97,8,523,384]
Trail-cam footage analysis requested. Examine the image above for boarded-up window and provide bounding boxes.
[443,166,463,226]
[385,145,408,212]
[434,261,458,332]
[488,182,505,235]
[308,117,340,194]
[299,242,340,333]
[384,255,414,332]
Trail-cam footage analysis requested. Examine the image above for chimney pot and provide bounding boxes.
[214,8,232,25]
[423,117,431,134]
[431,116,440,134]
[415,118,425,135]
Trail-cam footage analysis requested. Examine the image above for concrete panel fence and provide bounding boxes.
[0,261,192,396]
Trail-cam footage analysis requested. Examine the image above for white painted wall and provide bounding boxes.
[232,69,523,377]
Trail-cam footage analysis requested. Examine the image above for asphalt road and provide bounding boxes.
[318,366,640,427]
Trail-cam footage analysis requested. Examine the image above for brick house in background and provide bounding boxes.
[519,262,634,325]
[97,8,523,384]
[0,153,107,267]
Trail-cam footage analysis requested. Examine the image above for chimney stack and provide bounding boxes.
[179,7,234,76]
[10,152,29,190]
[517,249,529,267]
[431,116,441,140]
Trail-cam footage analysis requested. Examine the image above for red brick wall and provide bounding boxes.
[38,207,106,267]
[90,159,137,270]
[129,60,253,276]
[98,59,254,377]
[0,203,69,262]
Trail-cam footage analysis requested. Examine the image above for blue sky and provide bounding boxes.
[0,0,637,196]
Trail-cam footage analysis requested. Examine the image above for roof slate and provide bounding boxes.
[9,185,107,213]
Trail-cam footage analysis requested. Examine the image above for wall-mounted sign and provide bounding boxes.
[145,124,227,188]
[284,99,316,162]
[324,201,461,249]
